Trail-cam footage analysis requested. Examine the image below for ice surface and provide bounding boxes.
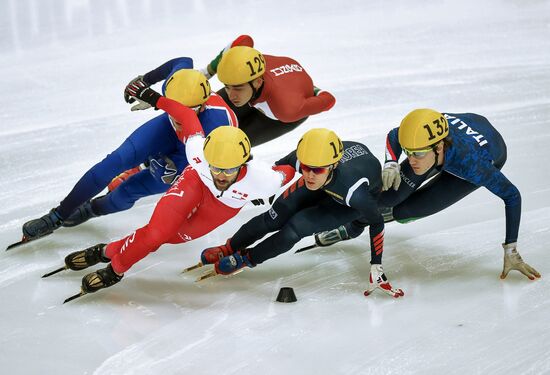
[1,0,550,374]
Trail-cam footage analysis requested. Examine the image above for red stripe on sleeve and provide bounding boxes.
[386,137,397,161]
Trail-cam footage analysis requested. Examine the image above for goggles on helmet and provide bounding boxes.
[402,146,434,159]
[209,165,241,177]
[300,163,332,174]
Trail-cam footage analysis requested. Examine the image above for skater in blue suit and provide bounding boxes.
[21,63,237,243]
[316,109,540,282]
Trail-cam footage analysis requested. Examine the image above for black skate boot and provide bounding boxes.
[22,208,63,239]
[82,264,123,294]
[62,201,98,227]
[64,243,109,271]
[314,225,350,247]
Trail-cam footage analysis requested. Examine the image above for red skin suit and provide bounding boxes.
[250,55,335,122]
[105,97,294,274]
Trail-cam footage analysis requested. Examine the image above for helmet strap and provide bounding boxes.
[431,141,443,168]
[321,164,337,188]
[249,78,264,101]
[229,165,244,183]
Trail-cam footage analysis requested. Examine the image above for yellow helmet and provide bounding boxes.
[296,128,343,167]
[398,109,449,150]
[203,126,251,169]
[165,69,211,107]
[217,46,266,85]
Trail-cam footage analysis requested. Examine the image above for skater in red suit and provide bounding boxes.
[55,85,294,298]
[203,37,336,145]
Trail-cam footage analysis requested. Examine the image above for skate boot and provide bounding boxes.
[82,264,123,294]
[201,239,236,264]
[62,201,98,227]
[215,250,255,275]
[314,225,350,247]
[64,243,109,271]
[22,208,63,239]
[315,221,367,247]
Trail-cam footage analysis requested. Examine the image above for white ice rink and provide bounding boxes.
[1,0,550,374]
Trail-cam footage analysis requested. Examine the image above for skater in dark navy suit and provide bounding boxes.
[317,109,540,282]
[200,128,404,298]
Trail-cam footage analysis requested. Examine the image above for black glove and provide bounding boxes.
[124,75,149,104]
[126,80,162,110]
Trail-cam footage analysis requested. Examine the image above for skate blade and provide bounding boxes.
[195,269,218,282]
[195,268,245,282]
[181,262,204,274]
[42,266,68,278]
[294,244,318,254]
[6,232,53,251]
[63,289,87,304]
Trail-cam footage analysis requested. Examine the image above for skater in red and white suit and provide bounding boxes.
[61,88,295,296]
